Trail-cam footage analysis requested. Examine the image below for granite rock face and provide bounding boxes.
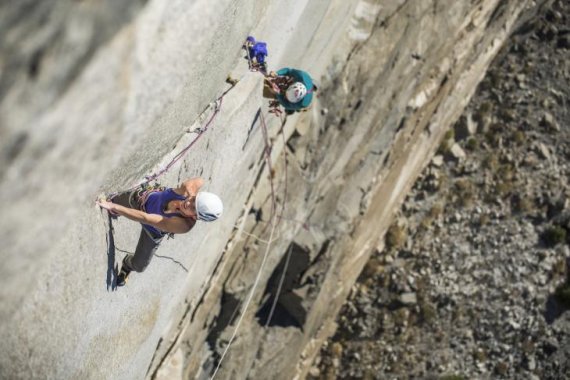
[0,0,542,379]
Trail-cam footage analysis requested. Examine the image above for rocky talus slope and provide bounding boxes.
[316,1,570,379]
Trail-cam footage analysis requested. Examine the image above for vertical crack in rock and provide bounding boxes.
[207,291,242,352]
[256,242,311,328]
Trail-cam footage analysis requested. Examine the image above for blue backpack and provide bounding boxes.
[250,42,268,64]
[245,36,268,65]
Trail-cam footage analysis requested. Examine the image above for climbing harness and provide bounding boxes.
[266,75,291,95]
[135,183,166,213]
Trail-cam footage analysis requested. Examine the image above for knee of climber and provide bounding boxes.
[131,229,163,272]
[123,254,149,273]
[130,259,151,273]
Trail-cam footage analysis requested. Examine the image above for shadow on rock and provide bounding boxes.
[106,213,117,291]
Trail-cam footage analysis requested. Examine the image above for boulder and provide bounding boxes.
[432,155,445,167]
[541,112,560,131]
[399,292,418,305]
[448,143,467,161]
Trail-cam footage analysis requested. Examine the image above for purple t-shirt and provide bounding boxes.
[142,188,186,236]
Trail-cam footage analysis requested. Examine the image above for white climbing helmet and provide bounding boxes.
[285,82,307,103]
[195,192,223,222]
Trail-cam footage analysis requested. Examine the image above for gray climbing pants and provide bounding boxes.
[110,189,164,272]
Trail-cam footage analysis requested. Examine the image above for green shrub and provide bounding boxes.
[482,154,499,171]
[386,223,407,250]
[512,195,534,214]
[495,180,514,198]
[512,130,526,145]
[362,257,383,277]
[555,283,570,308]
[438,172,449,191]
[437,139,453,155]
[495,361,509,376]
[485,123,503,145]
[553,258,567,277]
[542,225,567,247]
[479,214,491,226]
[500,109,516,122]
[419,216,433,230]
[473,348,488,362]
[478,213,491,227]
[437,129,456,155]
[478,101,492,118]
[444,129,455,140]
[495,164,516,198]
[420,301,436,324]
[454,179,475,207]
[429,203,444,218]
[497,163,515,181]
[466,137,478,151]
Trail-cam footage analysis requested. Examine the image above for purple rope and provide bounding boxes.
[112,97,224,197]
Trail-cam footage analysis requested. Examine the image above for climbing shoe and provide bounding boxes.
[116,262,131,287]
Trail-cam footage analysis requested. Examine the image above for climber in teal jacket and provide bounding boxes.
[266,67,318,112]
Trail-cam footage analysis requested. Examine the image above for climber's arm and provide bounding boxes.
[97,200,194,234]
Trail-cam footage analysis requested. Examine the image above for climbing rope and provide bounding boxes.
[232,225,281,245]
[210,81,317,374]
[240,112,279,251]
[109,97,225,199]
[143,98,223,185]
[210,69,311,373]
[260,112,277,217]
[210,213,277,380]
[210,112,280,380]
[276,115,288,228]
[264,242,293,327]
[261,113,294,327]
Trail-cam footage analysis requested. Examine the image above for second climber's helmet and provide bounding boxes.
[195,192,223,222]
[285,82,307,104]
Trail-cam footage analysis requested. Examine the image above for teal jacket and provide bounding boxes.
[275,68,314,111]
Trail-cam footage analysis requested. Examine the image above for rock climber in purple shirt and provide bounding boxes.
[97,177,223,286]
